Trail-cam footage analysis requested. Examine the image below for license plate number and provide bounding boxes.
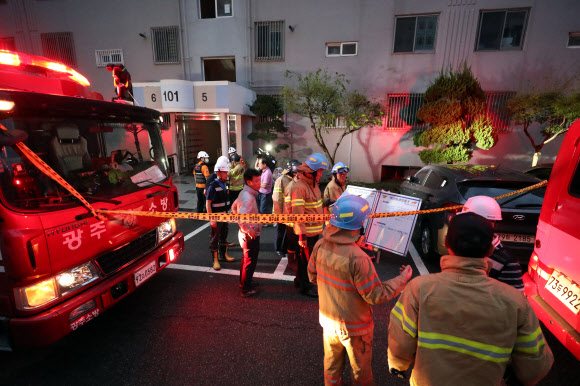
[545,271,580,315]
[134,260,157,287]
[496,233,534,243]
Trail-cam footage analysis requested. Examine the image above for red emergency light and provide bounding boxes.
[0,49,90,87]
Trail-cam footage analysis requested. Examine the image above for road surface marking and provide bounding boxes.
[273,257,288,277]
[184,222,211,241]
[409,243,429,276]
[167,263,295,282]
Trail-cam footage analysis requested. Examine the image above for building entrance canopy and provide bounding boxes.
[132,80,255,115]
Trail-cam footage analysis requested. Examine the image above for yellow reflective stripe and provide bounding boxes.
[418,332,512,363]
[273,188,283,193]
[361,205,369,212]
[304,200,323,208]
[515,327,546,354]
[284,197,291,202]
[391,302,417,338]
[305,225,323,231]
[340,212,354,218]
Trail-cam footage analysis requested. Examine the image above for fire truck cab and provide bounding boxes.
[523,118,580,360]
[0,50,184,350]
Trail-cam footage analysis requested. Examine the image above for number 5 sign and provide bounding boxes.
[194,86,217,109]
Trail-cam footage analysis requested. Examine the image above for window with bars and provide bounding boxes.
[385,92,516,131]
[326,42,358,57]
[255,21,284,61]
[394,15,438,53]
[0,37,16,51]
[40,32,77,67]
[476,9,528,51]
[95,49,124,67]
[151,26,180,64]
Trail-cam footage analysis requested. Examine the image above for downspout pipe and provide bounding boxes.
[179,0,191,80]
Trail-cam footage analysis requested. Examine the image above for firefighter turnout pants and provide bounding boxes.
[323,329,375,386]
[297,234,319,292]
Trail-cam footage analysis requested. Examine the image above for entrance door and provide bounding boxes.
[176,115,223,172]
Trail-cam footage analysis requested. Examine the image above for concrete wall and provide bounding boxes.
[250,0,580,182]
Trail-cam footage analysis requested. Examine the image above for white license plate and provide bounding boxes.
[545,271,580,315]
[134,260,157,287]
[496,233,535,244]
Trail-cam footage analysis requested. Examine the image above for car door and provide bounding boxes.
[401,169,431,202]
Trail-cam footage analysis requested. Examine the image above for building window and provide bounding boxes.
[476,9,528,51]
[151,26,180,64]
[0,37,16,51]
[394,15,438,53]
[200,0,233,19]
[203,57,236,82]
[326,42,358,57]
[95,49,124,67]
[568,32,580,48]
[255,21,284,61]
[385,93,428,130]
[40,32,77,67]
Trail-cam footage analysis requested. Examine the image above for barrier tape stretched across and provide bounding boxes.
[0,123,106,220]
[5,121,546,224]
[96,180,548,224]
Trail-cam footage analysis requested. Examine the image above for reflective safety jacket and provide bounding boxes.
[228,162,244,192]
[193,161,210,188]
[273,174,292,214]
[308,224,408,336]
[322,178,345,211]
[388,255,553,386]
[206,178,230,213]
[286,174,324,237]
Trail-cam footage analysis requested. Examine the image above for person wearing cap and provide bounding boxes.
[228,153,245,205]
[308,195,413,386]
[194,151,211,213]
[257,153,275,215]
[273,159,300,264]
[323,162,349,213]
[206,155,235,270]
[388,212,553,386]
[287,152,328,297]
[231,168,263,298]
[460,195,524,291]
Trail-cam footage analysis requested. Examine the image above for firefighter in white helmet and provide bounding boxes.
[460,196,524,291]
[193,151,211,213]
[206,156,235,270]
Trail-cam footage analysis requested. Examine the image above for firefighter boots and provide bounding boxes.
[218,244,235,262]
[287,251,297,272]
[211,250,221,271]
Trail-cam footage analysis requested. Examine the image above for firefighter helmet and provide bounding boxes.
[331,162,349,174]
[214,156,230,172]
[197,151,209,159]
[299,153,329,172]
[461,196,502,221]
[329,195,371,230]
[228,147,237,154]
[286,159,301,173]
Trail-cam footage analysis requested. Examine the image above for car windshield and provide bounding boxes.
[457,181,545,209]
[0,117,169,211]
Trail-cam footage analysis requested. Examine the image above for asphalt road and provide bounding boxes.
[0,218,578,385]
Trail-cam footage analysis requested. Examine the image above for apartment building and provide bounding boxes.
[1,0,579,181]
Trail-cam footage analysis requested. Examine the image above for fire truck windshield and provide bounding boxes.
[0,117,169,211]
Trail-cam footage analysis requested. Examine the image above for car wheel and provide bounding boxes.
[419,221,437,259]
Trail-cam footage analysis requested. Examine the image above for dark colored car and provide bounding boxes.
[523,163,554,181]
[400,164,545,265]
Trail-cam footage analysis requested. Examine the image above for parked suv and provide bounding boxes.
[400,164,545,264]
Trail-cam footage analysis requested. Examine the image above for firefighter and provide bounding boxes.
[308,195,413,386]
[193,151,211,213]
[287,152,328,297]
[387,212,553,385]
[228,146,246,167]
[283,160,301,276]
[228,153,245,204]
[206,155,235,270]
[323,162,349,213]
[273,159,300,264]
[460,195,524,291]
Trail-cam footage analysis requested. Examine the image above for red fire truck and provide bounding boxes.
[0,50,184,350]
